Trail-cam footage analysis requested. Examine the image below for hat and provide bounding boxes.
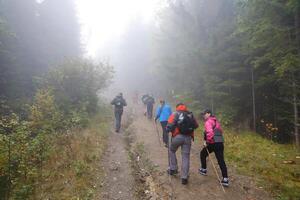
[201,109,212,115]
[176,102,185,108]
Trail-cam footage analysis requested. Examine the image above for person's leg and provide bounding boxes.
[169,135,183,171]
[149,104,153,118]
[181,135,192,179]
[146,104,150,118]
[199,144,214,174]
[161,121,168,145]
[214,143,228,178]
[115,111,122,132]
[118,113,122,131]
[200,145,212,169]
[114,111,119,131]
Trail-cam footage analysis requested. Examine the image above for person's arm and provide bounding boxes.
[166,113,177,132]
[193,115,199,129]
[111,98,115,105]
[123,99,127,106]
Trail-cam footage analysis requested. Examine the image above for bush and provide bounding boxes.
[0,58,114,198]
[42,58,113,116]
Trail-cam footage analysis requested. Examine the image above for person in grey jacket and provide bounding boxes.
[111,93,127,132]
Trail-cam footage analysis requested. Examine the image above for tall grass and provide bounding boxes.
[224,130,300,200]
[33,108,112,200]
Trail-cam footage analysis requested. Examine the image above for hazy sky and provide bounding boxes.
[76,0,163,58]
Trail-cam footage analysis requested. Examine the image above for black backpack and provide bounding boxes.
[176,111,196,135]
[114,97,124,107]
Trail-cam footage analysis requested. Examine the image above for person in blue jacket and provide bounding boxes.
[155,99,172,147]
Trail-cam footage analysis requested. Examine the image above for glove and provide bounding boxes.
[203,141,207,147]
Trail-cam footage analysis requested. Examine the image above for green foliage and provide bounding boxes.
[154,0,300,143]
[29,88,63,133]
[0,57,113,198]
[225,130,300,199]
[43,58,113,116]
[73,160,89,177]
[215,106,237,127]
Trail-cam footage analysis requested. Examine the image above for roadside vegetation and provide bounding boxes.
[225,130,300,200]
[0,58,113,199]
[34,109,111,200]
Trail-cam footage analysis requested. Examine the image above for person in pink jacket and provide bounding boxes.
[199,109,229,187]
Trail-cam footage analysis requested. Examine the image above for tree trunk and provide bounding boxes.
[292,74,299,147]
[251,66,256,132]
[294,7,300,147]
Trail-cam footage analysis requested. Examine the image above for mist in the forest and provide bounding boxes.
[1,0,299,143]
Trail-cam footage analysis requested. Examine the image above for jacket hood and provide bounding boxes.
[176,104,187,111]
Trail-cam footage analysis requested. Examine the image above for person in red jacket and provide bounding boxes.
[166,103,198,185]
[199,109,229,187]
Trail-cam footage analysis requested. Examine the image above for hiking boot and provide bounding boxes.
[221,178,229,187]
[167,169,178,175]
[181,178,188,185]
[198,168,207,176]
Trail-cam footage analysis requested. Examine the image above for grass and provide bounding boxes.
[222,130,300,200]
[33,108,112,200]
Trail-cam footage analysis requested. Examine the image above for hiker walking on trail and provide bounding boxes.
[166,103,198,185]
[141,94,149,105]
[141,93,149,116]
[155,100,172,147]
[111,93,127,133]
[145,95,155,119]
[199,109,229,187]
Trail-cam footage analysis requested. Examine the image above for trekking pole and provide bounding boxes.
[154,122,162,146]
[205,147,226,193]
[167,132,174,200]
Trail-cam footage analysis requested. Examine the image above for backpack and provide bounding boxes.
[212,120,224,143]
[114,97,123,107]
[176,111,196,135]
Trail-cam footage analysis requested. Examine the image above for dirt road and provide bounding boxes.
[99,104,273,200]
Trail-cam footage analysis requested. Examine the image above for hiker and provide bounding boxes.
[199,109,229,187]
[166,103,198,185]
[141,94,149,116]
[155,100,172,147]
[111,93,127,133]
[145,95,155,119]
[141,94,149,105]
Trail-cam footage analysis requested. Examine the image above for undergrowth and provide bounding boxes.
[33,107,112,200]
[224,130,300,200]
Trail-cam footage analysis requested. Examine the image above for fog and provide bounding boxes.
[1,0,299,143]
[77,0,167,101]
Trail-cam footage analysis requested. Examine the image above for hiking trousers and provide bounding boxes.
[147,104,153,119]
[169,134,192,179]
[160,121,168,145]
[114,110,123,132]
[200,142,228,178]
